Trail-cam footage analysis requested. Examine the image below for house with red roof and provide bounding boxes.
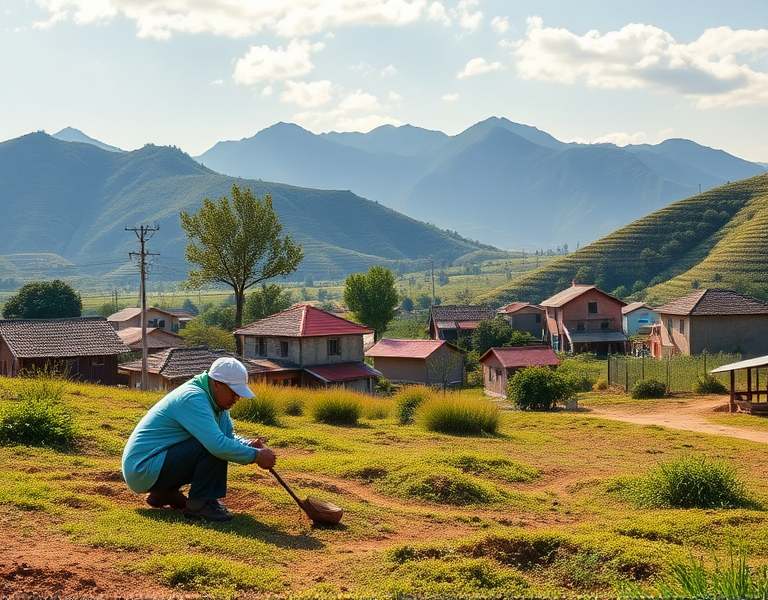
[108,307,182,334]
[649,289,768,358]
[541,283,627,355]
[116,326,184,353]
[233,304,380,393]
[479,346,560,399]
[496,302,546,340]
[365,338,465,387]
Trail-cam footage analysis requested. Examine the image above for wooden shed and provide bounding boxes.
[711,355,768,414]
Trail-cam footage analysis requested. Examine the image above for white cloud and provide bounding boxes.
[382,64,397,77]
[491,16,509,35]
[456,0,482,32]
[335,114,404,131]
[457,57,503,79]
[427,2,450,26]
[233,40,324,85]
[33,0,429,39]
[262,85,274,97]
[593,131,647,146]
[442,93,460,102]
[339,90,382,111]
[514,17,768,108]
[210,79,224,86]
[281,80,335,107]
[349,62,374,74]
[388,91,403,104]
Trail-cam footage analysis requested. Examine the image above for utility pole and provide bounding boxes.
[430,257,436,306]
[127,225,159,391]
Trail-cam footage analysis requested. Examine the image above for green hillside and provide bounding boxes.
[0,133,497,288]
[477,174,768,306]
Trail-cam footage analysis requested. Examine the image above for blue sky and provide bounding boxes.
[2,0,767,161]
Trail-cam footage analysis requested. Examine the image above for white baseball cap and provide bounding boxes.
[208,357,255,398]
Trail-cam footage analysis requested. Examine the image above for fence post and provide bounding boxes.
[666,354,671,391]
[607,354,612,386]
[625,357,629,391]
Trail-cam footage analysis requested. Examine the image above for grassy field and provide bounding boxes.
[3,377,768,598]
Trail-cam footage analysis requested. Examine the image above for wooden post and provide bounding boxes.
[730,370,736,413]
[747,368,753,404]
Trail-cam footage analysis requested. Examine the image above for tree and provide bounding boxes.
[243,283,293,324]
[179,318,236,353]
[471,317,532,356]
[2,280,82,319]
[180,184,303,352]
[343,266,399,340]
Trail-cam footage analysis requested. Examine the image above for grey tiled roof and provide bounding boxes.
[120,346,269,381]
[0,317,131,358]
[655,289,768,316]
[430,305,496,323]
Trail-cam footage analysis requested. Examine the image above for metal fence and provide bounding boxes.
[607,352,742,393]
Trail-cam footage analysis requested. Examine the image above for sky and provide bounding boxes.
[2,0,767,162]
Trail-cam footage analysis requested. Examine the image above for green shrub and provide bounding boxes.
[0,377,76,448]
[281,395,304,416]
[630,379,667,399]
[394,386,434,425]
[637,455,749,509]
[230,394,281,426]
[416,394,499,435]
[443,454,539,483]
[310,392,362,425]
[692,374,728,395]
[508,366,575,410]
[593,378,609,391]
[375,377,393,395]
[380,466,503,505]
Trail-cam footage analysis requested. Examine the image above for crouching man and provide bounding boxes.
[122,356,276,522]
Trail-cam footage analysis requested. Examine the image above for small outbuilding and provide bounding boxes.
[711,355,768,414]
[479,346,560,399]
[365,338,465,387]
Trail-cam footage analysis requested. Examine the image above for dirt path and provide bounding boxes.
[582,396,768,445]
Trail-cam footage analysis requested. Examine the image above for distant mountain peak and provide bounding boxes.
[53,127,123,153]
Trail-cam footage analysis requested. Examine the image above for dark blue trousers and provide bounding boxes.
[149,437,227,501]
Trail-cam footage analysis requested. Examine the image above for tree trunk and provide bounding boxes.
[235,288,244,356]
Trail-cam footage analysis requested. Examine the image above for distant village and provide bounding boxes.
[2,281,766,409]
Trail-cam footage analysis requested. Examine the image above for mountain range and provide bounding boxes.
[0,132,495,289]
[195,117,766,250]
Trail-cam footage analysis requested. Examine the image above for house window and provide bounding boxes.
[280,341,289,357]
[258,338,266,357]
[577,322,585,331]
[66,359,78,377]
[328,338,341,356]
[679,320,685,335]
[667,318,673,332]
[535,314,541,323]
[588,302,598,314]
[91,356,105,366]
[601,322,609,330]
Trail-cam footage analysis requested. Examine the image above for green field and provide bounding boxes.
[2,376,768,598]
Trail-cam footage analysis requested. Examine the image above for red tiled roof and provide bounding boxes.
[303,362,380,383]
[498,302,544,315]
[654,289,768,316]
[541,284,625,308]
[366,338,448,359]
[479,346,560,369]
[117,327,184,351]
[234,305,373,337]
[0,317,130,358]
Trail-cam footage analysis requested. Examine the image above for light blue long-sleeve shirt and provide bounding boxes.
[122,372,258,493]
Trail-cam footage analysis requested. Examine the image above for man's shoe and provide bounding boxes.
[146,490,187,510]
[184,499,233,522]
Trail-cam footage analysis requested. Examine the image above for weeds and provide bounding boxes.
[310,390,362,425]
[415,394,499,435]
[394,386,433,424]
[230,394,281,426]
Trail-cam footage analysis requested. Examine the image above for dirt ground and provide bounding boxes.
[1,394,761,598]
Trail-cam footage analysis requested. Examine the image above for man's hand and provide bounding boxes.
[255,447,276,470]
[248,438,264,448]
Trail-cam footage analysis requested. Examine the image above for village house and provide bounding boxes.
[496,302,546,340]
[649,288,768,358]
[116,326,184,353]
[108,307,183,334]
[479,346,560,399]
[365,338,465,387]
[541,283,627,355]
[428,305,496,343]
[233,304,380,393]
[622,302,659,336]
[119,346,268,391]
[0,317,130,385]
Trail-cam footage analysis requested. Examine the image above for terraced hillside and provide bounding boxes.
[477,174,768,306]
